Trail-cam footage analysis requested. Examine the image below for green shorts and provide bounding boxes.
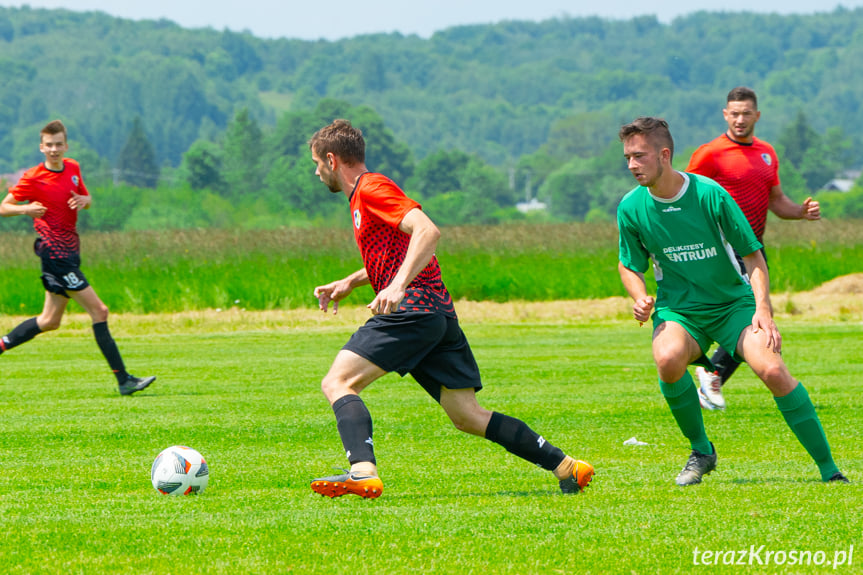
[652,296,756,368]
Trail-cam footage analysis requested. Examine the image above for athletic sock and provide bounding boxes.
[332,394,376,466]
[553,455,577,481]
[484,412,566,471]
[774,382,839,481]
[92,322,128,383]
[1,317,43,353]
[659,372,713,455]
[710,346,741,385]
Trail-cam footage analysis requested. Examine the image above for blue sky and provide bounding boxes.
[2,0,863,40]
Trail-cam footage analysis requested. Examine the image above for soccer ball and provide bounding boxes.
[151,446,209,495]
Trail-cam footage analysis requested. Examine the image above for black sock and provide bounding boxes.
[711,346,742,385]
[92,322,128,382]
[332,394,376,465]
[1,317,43,353]
[484,412,565,471]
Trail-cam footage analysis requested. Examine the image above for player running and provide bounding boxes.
[616,116,846,486]
[0,120,155,395]
[686,87,821,411]
[307,119,593,498]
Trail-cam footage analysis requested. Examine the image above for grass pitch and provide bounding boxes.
[0,310,860,574]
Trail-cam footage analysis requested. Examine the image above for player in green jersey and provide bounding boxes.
[616,116,846,486]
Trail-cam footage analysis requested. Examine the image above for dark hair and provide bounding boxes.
[41,119,67,142]
[618,116,674,159]
[727,86,758,109]
[308,119,365,165]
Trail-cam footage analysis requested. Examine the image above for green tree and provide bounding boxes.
[223,108,264,197]
[182,140,225,192]
[538,142,631,221]
[542,111,622,161]
[778,115,853,190]
[116,116,160,189]
[777,111,820,169]
[78,183,142,231]
[348,104,414,185]
[220,30,263,77]
[0,14,13,42]
[406,149,471,199]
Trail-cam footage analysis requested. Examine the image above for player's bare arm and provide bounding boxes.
[68,190,91,211]
[0,192,46,218]
[314,268,370,314]
[768,185,820,221]
[742,251,781,353]
[618,262,655,324]
[368,208,441,316]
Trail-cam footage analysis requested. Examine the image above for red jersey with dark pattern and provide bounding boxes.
[349,172,456,317]
[9,159,90,259]
[686,134,779,241]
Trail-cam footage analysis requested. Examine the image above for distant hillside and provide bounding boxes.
[1,5,863,171]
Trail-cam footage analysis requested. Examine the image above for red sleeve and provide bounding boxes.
[686,144,716,177]
[9,169,37,202]
[361,178,420,228]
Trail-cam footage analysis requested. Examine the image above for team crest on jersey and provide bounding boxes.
[761,153,772,166]
[353,209,361,229]
[72,175,80,186]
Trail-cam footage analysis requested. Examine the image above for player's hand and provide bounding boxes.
[25,201,47,218]
[801,197,820,221]
[68,191,90,211]
[751,308,782,354]
[368,284,405,315]
[313,279,353,314]
[633,296,655,325]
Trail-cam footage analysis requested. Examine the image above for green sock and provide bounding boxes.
[659,372,712,454]
[774,383,839,481]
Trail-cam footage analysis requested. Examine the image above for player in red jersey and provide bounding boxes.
[307,120,593,498]
[0,120,155,395]
[686,87,820,411]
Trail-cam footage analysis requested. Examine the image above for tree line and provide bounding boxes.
[0,5,862,231]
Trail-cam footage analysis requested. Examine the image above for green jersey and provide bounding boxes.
[617,172,763,314]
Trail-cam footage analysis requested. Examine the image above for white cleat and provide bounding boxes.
[696,366,725,411]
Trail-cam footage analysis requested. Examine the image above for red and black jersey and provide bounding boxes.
[9,159,90,259]
[686,134,779,241]
[349,172,455,317]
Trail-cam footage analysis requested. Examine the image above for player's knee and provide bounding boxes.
[91,303,109,323]
[38,316,62,331]
[449,416,473,434]
[321,375,349,401]
[653,349,686,380]
[446,410,485,436]
[758,361,787,385]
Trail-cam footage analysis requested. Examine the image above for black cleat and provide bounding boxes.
[119,375,155,396]
[828,471,850,483]
[675,443,717,486]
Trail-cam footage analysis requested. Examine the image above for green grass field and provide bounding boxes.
[2,220,862,314]
[0,312,860,574]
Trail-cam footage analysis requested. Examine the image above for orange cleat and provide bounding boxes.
[311,470,383,499]
[559,460,595,494]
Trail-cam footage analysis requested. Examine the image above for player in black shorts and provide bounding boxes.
[0,120,155,395]
[307,120,594,498]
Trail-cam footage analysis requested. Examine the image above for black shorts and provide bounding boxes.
[39,255,89,296]
[34,238,90,296]
[342,311,482,402]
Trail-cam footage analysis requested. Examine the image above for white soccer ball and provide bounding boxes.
[151,446,210,496]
